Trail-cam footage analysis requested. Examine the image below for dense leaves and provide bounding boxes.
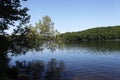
[60,26,120,42]
[0,0,30,34]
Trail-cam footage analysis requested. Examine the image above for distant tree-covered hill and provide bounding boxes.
[60,26,120,42]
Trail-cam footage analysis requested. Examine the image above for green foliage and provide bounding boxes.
[8,16,63,54]
[34,16,59,37]
[61,26,120,42]
[0,0,30,34]
[26,16,60,42]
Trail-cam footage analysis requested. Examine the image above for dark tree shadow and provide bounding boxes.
[7,59,65,80]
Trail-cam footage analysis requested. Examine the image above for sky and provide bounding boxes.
[22,0,120,33]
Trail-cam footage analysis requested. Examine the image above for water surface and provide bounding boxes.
[8,41,120,80]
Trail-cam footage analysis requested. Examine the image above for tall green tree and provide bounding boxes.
[35,16,59,37]
[0,0,30,35]
[27,16,60,40]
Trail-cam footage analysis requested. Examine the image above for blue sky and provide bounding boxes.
[22,0,120,33]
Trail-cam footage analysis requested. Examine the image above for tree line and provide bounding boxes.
[60,26,120,42]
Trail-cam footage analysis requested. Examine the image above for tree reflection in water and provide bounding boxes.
[0,35,64,80]
[8,59,65,80]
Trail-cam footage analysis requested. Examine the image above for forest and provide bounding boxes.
[60,26,120,42]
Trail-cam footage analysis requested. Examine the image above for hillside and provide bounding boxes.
[60,26,120,41]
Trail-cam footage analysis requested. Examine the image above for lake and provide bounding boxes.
[7,41,120,80]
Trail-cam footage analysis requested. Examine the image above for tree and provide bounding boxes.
[22,16,63,52]
[27,16,60,40]
[0,0,30,35]
[35,16,59,37]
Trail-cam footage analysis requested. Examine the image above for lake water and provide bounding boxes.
[8,41,120,80]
